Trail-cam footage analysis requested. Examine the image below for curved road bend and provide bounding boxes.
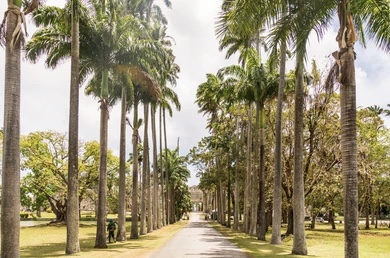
[149,212,249,258]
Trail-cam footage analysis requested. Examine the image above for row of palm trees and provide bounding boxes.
[195,0,390,257]
[1,0,188,256]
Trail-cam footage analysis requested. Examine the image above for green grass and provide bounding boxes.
[211,223,390,258]
[20,220,188,257]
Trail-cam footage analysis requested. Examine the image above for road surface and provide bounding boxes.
[149,212,249,258]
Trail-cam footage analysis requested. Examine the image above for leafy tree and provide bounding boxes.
[20,132,119,223]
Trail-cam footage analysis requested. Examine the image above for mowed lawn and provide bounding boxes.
[20,220,188,258]
[212,222,390,258]
[20,217,390,257]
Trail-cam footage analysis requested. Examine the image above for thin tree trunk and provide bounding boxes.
[159,107,165,226]
[227,162,231,228]
[243,106,252,234]
[151,105,160,229]
[234,117,240,230]
[163,109,170,225]
[250,103,260,236]
[66,1,80,252]
[257,107,266,241]
[140,104,149,235]
[329,209,336,230]
[292,56,307,255]
[94,79,109,248]
[271,39,287,245]
[1,3,21,256]
[364,187,369,229]
[144,105,152,233]
[117,87,127,241]
[130,103,140,239]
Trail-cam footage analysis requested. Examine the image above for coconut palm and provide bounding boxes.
[0,1,39,257]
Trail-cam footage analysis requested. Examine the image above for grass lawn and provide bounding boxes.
[212,222,390,258]
[20,220,188,257]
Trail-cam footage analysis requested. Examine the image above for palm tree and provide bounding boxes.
[25,0,163,245]
[0,1,39,257]
[66,0,81,254]
[270,0,390,255]
[161,148,191,221]
[217,51,278,239]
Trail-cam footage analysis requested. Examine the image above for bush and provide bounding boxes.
[20,213,29,219]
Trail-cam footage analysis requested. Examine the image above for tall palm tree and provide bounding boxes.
[0,1,39,257]
[270,0,390,255]
[25,0,163,245]
[66,0,81,254]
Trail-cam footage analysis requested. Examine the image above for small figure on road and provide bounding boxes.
[107,219,116,243]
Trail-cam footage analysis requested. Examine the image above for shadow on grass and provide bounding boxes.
[20,231,161,257]
[211,223,318,258]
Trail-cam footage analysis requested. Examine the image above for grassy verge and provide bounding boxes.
[211,222,390,258]
[20,220,188,257]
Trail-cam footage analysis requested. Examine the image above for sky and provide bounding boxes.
[1,1,390,186]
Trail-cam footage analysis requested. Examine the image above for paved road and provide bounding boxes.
[149,212,249,258]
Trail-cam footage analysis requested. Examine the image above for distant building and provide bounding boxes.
[189,186,203,211]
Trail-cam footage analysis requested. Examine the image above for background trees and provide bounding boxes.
[20,131,120,221]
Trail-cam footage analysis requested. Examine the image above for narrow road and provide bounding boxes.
[149,212,249,258]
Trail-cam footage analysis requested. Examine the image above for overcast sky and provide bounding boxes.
[1,1,389,186]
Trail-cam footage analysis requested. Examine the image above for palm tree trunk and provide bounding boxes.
[159,107,166,226]
[151,105,160,229]
[66,1,80,252]
[163,109,170,225]
[1,3,22,257]
[140,104,148,235]
[94,69,109,248]
[234,117,240,230]
[292,55,307,255]
[340,54,359,258]
[336,2,359,257]
[271,39,287,245]
[227,161,231,228]
[257,107,266,241]
[150,105,161,229]
[145,106,153,233]
[243,105,252,234]
[130,102,140,239]
[117,86,127,241]
[250,103,260,236]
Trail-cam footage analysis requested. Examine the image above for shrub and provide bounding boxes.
[20,213,29,219]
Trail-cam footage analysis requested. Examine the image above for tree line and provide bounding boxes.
[191,57,390,254]
[18,130,192,227]
[187,1,390,257]
[1,0,191,256]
